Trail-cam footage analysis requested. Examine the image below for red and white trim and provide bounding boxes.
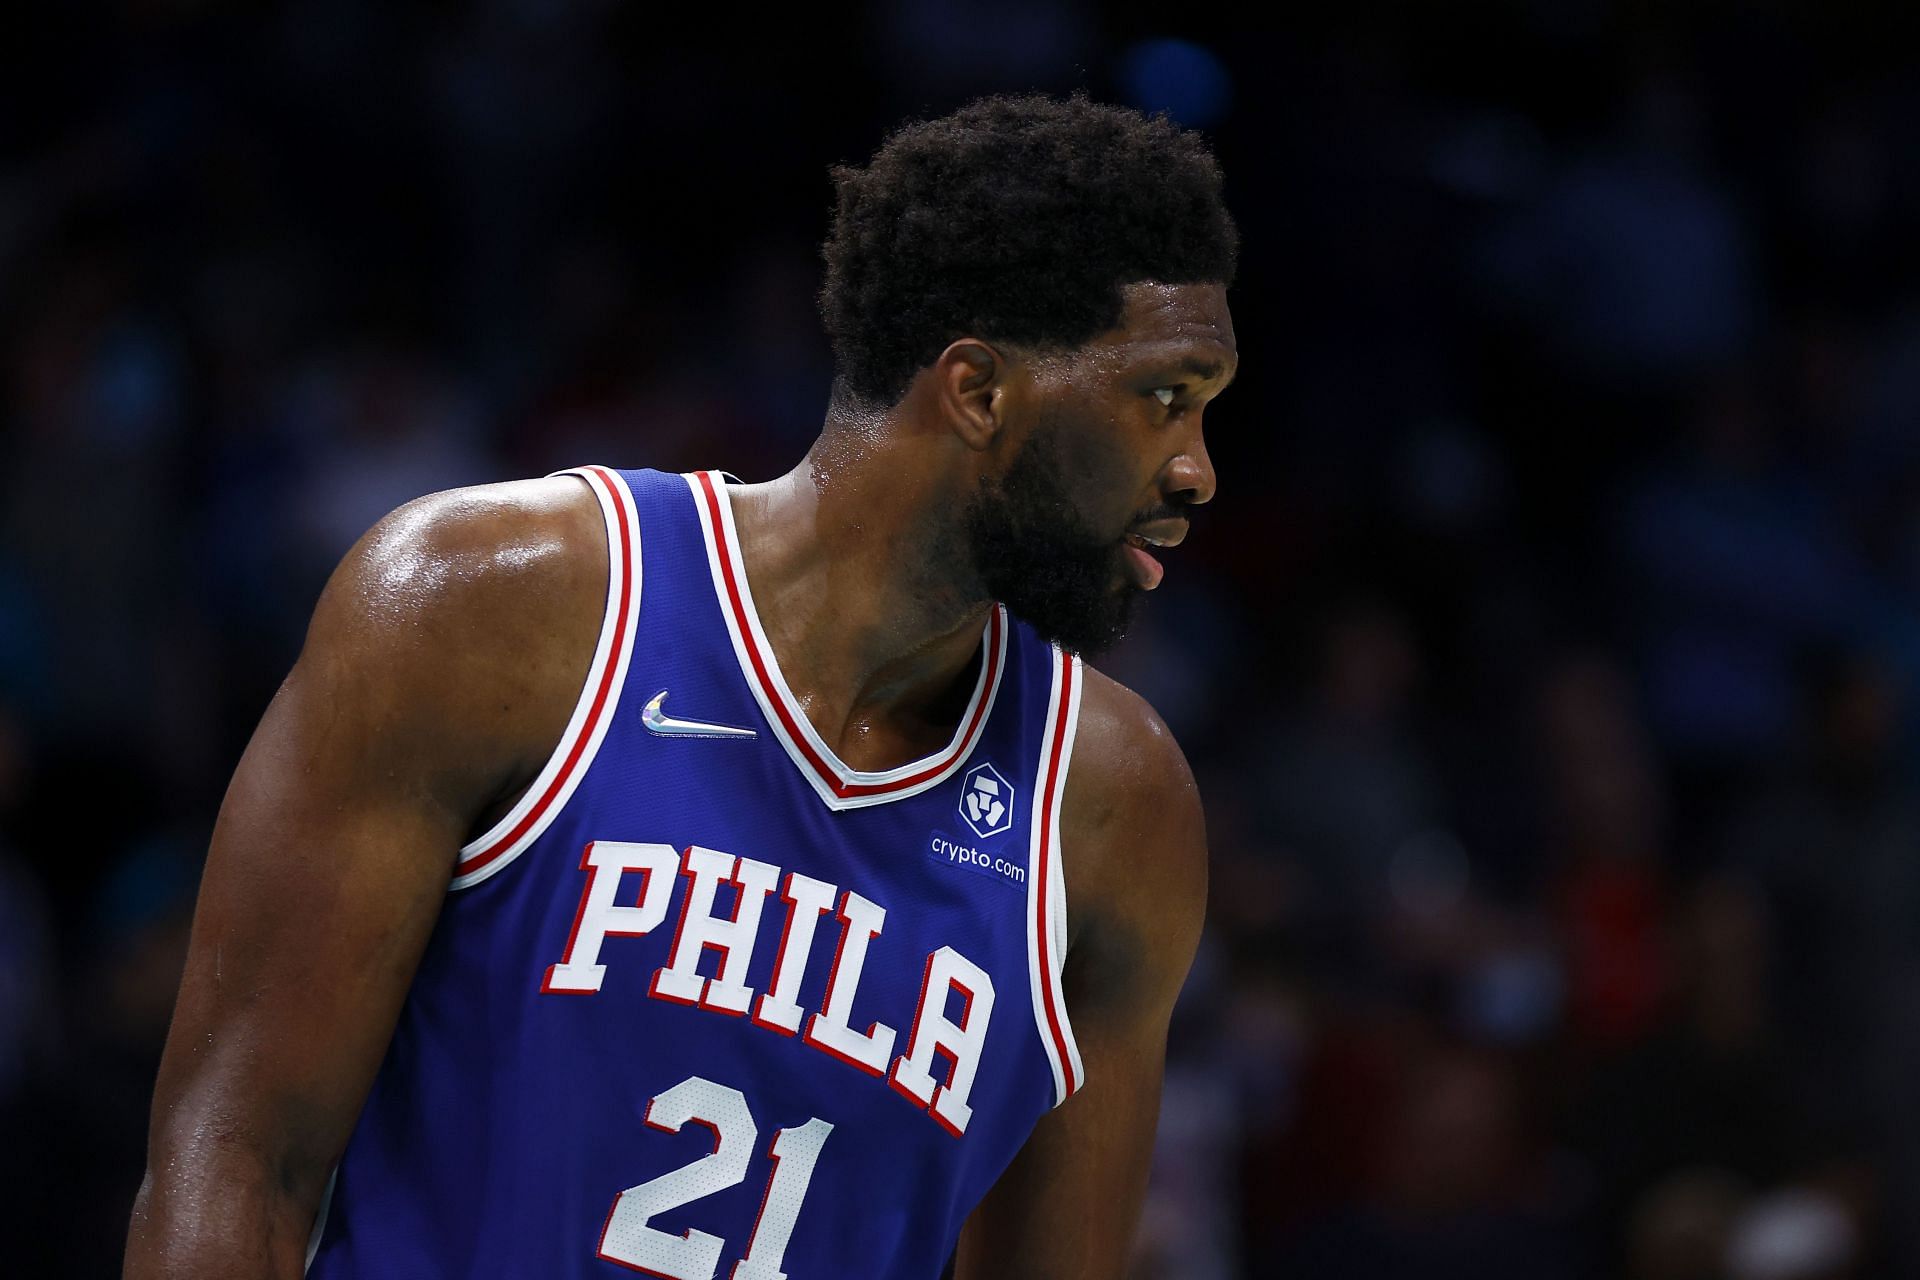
[685,470,1007,812]
[1027,646,1085,1105]
[303,1167,336,1273]
[451,465,644,890]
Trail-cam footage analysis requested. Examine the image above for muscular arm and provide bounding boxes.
[956,669,1208,1280]
[125,478,606,1279]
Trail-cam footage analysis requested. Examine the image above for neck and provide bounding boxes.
[723,425,992,770]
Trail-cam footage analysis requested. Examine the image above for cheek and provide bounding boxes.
[1052,423,1142,527]
[1044,393,1135,473]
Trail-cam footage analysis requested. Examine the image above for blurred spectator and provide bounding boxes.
[1539,650,1671,1051]
[1624,1169,1746,1280]
[1612,373,1870,789]
[1479,70,1757,389]
[1261,1035,1581,1280]
[1722,651,1920,1269]
[1572,875,1820,1269]
[1253,598,1444,975]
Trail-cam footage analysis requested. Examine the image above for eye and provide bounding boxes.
[1152,387,1176,407]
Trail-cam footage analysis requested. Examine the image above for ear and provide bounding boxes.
[932,339,1010,452]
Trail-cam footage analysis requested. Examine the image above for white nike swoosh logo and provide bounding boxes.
[642,689,758,740]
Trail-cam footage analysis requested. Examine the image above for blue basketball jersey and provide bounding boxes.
[305,466,1087,1279]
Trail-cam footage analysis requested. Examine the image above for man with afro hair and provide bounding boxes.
[130,92,1239,1279]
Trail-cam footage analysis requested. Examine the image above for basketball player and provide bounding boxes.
[127,93,1237,1278]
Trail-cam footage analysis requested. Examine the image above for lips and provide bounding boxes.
[1121,522,1185,591]
[1120,540,1161,590]
[1127,520,1189,550]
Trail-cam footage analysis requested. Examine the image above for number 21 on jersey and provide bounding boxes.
[599,1075,831,1280]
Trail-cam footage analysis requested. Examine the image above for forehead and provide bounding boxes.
[1084,280,1236,368]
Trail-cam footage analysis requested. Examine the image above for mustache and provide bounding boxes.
[1127,503,1189,533]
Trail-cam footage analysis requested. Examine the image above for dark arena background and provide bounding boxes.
[6,3,1920,1277]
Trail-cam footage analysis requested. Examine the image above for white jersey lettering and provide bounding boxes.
[889,946,995,1137]
[542,841,681,995]
[801,890,896,1076]
[650,846,779,1013]
[544,840,998,1134]
[751,871,838,1035]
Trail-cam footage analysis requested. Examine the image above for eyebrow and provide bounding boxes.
[1173,356,1236,388]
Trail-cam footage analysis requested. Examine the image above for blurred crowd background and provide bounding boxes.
[4,2,1920,1277]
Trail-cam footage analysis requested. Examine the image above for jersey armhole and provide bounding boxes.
[1026,647,1086,1105]
[449,465,643,890]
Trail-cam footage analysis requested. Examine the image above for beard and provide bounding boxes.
[958,428,1141,657]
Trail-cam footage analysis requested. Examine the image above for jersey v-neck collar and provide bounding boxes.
[684,470,1008,812]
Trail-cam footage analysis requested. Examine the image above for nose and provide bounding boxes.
[1164,423,1217,507]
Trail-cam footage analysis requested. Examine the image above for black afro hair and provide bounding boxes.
[819,92,1239,407]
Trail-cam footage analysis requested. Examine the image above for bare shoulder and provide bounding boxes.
[1063,664,1203,845]
[315,474,606,646]
[297,473,611,822]
[1057,662,1207,1015]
